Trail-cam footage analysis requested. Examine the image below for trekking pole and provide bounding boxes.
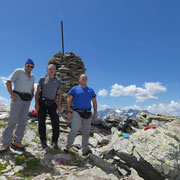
[61,20,64,56]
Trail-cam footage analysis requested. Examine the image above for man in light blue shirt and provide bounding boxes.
[0,59,34,153]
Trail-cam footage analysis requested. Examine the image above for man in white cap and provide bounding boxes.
[0,59,35,153]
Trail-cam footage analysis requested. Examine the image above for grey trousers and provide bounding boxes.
[2,94,30,146]
[66,111,92,154]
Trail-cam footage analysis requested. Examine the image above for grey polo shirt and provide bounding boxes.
[8,68,34,94]
[38,76,62,100]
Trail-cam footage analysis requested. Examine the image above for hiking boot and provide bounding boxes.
[63,147,70,153]
[0,145,10,154]
[51,142,58,149]
[41,141,48,149]
[82,149,92,156]
[11,142,25,151]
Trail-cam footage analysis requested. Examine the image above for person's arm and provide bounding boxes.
[57,89,62,112]
[67,94,73,120]
[35,85,41,111]
[92,97,97,120]
[6,81,17,102]
[31,88,34,100]
[31,76,35,99]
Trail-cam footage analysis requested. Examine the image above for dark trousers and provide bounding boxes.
[38,100,59,143]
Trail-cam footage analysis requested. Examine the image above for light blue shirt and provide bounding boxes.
[8,68,34,94]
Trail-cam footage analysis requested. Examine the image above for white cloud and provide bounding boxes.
[98,89,108,97]
[123,105,142,111]
[0,76,8,87]
[98,104,110,110]
[0,96,10,105]
[146,101,180,117]
[110,82,166,102]
[120,101,180,117]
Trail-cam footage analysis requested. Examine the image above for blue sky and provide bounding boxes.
[0,0,180,116]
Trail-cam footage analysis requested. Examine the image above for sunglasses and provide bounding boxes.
[26,65,34,68]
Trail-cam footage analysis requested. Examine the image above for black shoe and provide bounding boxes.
[0,145,10,154]
[11,142,25,151]
[41,141,48,149]
[82,149,92,156]
[51,142,58,149]
[64,147,70,153]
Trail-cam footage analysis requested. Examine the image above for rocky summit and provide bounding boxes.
[0,51,179,179]
[0,105,180,180]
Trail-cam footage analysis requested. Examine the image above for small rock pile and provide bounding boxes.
[48,51,86,111]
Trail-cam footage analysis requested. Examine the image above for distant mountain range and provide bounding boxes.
[97,108,150,119]
[0,102,150,120]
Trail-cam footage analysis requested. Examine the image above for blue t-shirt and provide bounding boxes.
[68,85,96,109]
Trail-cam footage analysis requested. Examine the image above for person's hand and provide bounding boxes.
[57,104,62,112]
[11,94,17,102]
[35,103,39,112]
[92,112,97,120]
[67,112,72,120]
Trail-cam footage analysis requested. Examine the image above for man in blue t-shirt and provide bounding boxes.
[65,74,97,156]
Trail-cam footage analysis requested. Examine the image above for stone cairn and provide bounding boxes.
[48,51,86,113]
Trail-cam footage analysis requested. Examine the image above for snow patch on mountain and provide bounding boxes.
[98,108,149,119]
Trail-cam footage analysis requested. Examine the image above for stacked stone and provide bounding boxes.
[48,51,86,111]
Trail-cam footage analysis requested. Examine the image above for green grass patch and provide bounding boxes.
[46,148,60,155]
[32,139,40,144]
[0,163,8,172]
[14,151,53,177]
[0,123,6,128]
[34,130,39,137]
[0,118,8,122]
[17,158,53,177]
[15,155,26,166]
[21,141,30,147]
[0,158,9,175]
[29,121,38,127]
